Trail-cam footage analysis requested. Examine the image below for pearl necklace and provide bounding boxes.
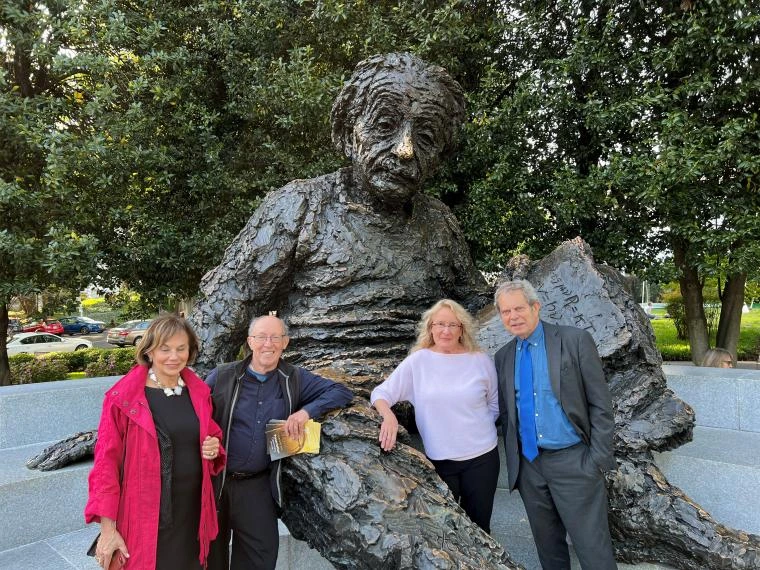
[149,368,185,397]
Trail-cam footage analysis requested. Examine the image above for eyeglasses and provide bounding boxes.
[249,334,287,344]
[431,322,462,330]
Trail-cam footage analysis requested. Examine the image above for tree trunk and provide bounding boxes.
[673,239,709,364]
[716,272,746,359]
[0,303,10,387]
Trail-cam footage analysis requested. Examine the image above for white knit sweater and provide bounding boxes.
[371,348,499,461]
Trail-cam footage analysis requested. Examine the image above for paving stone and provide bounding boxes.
[44,527,100,570]
[663,366,741,431]
[655,427,760,535]
[0,541,76,570]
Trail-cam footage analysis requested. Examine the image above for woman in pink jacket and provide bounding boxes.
[85,314,226,569]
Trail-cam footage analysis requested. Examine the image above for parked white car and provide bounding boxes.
[6,332,93,356]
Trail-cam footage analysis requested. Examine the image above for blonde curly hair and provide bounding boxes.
[410,299,480,353]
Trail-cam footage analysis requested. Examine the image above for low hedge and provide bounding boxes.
[9,353,36,366]
[35,348,101,372]
[11,359,71,385]
[9,347,137,385]
[84,350,136,378]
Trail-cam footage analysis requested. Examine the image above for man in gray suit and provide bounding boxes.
[494,279,617,569]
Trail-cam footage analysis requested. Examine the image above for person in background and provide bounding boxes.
[494,280,617,570]
[85,314,225,570]
[371,299,500,533]
[206,315,353,570]
[701,347,735,368]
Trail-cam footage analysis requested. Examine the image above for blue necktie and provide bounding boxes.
[519,341,538,461]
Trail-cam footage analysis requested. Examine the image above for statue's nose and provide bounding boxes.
[392,123,414,160]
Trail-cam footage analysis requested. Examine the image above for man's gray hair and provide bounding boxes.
[248,315,289,337]
[493,279,540,309]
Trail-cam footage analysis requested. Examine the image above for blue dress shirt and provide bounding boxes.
[514,322,581,450]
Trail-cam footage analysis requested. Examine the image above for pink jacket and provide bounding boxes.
[85,365,226,569]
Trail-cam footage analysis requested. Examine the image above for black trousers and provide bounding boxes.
[208,473,279,570]
[429,446,500,533]
[517,443,616,570]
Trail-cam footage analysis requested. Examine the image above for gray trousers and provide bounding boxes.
[517,442,617,570]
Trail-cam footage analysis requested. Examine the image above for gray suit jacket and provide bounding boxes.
[495,321,615,491]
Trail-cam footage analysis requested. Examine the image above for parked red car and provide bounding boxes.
[20,321,44,333]
[20,320,65,335]
[44,320,65,335]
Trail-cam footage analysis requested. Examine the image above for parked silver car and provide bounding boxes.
[106,319,153,347]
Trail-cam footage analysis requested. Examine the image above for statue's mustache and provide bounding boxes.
[370,155,420,180]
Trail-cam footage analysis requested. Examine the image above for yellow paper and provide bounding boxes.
[300,419,321,454]
[266,419,321,460]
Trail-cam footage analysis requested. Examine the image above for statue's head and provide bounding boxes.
[331,53,465,205]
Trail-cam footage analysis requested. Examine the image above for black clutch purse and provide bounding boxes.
[86,533,99,557]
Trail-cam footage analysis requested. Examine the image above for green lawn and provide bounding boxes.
[650,309,760,362]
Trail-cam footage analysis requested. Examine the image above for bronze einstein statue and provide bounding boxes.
[190,52,490,375]
[185,52,522,569]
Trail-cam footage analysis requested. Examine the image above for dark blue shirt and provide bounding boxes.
[514,322,581,450]
[224,368,284,473]
[207,363,353,473]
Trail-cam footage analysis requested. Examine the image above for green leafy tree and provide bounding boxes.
[2,0,504,383]
[746,279,760,308]
[1,1,100,385]
[457,0,760,364]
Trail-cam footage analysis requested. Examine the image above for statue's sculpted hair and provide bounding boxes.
[331,52,465,160]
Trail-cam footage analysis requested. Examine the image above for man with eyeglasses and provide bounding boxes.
[494,280,616,569]
[205,315,353,570]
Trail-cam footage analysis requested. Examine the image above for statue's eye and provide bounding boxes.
[416,130,434,148]
[375,117,397,134]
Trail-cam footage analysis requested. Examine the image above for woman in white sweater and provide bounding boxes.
[371,299,500,532]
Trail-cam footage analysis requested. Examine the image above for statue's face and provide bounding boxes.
[351,83,451,204]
